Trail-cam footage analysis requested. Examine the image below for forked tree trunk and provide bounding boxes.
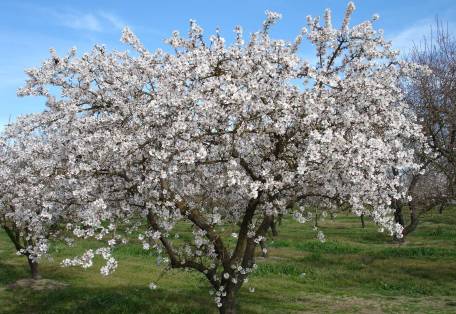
[398,175,421,241]
[219,288,237,314]
[393,201,420,242]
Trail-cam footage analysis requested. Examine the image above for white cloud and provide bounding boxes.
[55,12,103,32]
[52,10,128,33]
[98,12,126,30]
[390,18,456,55]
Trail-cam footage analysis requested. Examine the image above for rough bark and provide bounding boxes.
[219,288,237,314]
[27,256,40,280]
[402,203,419,238]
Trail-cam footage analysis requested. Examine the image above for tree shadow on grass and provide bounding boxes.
[0,261,27,285]
[2,284,217,314]
[0,258,264,314]
[1,266,217,313]
[0,246,216,314]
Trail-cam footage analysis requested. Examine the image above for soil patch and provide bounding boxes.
[7,278,68,291]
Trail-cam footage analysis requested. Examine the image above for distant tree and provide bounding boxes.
[16,3,425,312]
[0,116,70,279]
[395,19,456,240]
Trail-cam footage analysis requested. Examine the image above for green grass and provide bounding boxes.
[1,208,456,313]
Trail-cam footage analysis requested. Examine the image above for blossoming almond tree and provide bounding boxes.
[0,115,72,279]
[16,2,425,312]
[391,20,456,240]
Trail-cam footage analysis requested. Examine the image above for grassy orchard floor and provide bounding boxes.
[1,210,456,314]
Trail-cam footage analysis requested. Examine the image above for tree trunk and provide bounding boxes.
[277,213,283,226]
[259,240,268,257]
[27,256,40,280]
[271,218,278,237]
[219,289,237,314]
[360,214,365,228]
[398,174,422,240]
[402,203,419,238]
[393,201,406,242]
[2,227,40,278]
[438,203,444,214]
[393,202,404,227]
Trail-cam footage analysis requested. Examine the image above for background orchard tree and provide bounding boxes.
[394,19,456,240]
[0,115,72,279]
[17,3,425,313]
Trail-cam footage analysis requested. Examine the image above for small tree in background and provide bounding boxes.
[395,19,456,240]
[0,115,71,279]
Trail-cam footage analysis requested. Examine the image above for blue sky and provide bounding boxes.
[1,0,455,128]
